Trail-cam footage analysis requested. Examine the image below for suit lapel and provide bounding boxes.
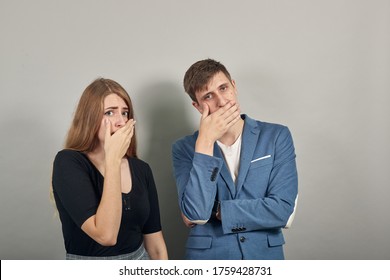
[214,143,236,198]
[235,116,261,196]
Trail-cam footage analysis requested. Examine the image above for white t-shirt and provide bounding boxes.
[217,134,242,183]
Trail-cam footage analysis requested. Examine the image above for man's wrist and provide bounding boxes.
[195,137,214,156]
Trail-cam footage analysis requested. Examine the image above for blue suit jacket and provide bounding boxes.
[172,115,298,260]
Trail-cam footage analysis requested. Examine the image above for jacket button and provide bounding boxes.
[210,167,219,181]
[240,236,246,242]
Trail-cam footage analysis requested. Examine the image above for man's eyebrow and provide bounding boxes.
[219,82,229,88]
[199,82,229,99]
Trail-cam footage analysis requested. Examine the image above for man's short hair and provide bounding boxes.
[183,58,232,102]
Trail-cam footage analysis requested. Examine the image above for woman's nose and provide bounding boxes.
[115,114,126,127]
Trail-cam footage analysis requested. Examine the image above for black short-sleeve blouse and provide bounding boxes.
[52,149,162,256]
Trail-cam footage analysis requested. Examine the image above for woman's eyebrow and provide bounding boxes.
[105,106,118,110]
[104,106,129,110]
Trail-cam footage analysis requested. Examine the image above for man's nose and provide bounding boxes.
[216,93,229,107]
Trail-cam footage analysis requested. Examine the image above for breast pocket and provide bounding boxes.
[249,155,272,169]
[245,156,273,194]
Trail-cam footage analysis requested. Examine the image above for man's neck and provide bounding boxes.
[218,118,244,146]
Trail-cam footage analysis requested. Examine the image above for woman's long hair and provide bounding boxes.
[65,78,137,157]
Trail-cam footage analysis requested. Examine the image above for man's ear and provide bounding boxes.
[231,79,237,89]
[192,101,203,114]
[231,79,238,96]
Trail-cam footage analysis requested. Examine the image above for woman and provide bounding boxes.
[52,78,168,259]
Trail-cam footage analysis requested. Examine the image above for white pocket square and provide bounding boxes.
[251,155,271,163]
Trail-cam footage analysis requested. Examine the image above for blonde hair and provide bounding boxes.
[50,78,137,212]
[65,78,137,157]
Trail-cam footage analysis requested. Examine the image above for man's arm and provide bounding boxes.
[172,142,222,223]
[172,102,241,224]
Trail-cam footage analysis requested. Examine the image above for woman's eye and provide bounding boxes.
[122,111,129,117]
[104,111,114,116]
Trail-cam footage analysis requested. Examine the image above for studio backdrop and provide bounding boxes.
[0,0,389,259]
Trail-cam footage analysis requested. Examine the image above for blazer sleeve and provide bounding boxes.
[220,126,298,234]
[172,139,223,223]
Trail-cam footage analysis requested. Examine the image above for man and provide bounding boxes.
[172,58,298,260]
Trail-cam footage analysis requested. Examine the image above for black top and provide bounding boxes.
[52,149,162,256]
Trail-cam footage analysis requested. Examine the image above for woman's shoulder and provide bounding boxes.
[55,149,84,158]
[54,149,89,165]
[128,157,152,172]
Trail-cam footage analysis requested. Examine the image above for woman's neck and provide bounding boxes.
[86,146,106,173]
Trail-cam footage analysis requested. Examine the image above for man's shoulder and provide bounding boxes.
[244,114,288,132]
[258,120,288,132]
[172,131,198,148]
[244,115,294,144]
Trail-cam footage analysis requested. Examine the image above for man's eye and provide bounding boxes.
[203,94,212,100]
[220,86,227,91]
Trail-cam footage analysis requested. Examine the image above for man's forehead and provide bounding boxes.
[203,72,230,91]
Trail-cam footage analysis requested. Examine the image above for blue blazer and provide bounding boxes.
[172,115,298,260]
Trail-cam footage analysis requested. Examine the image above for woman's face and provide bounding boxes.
[97,93,129,145]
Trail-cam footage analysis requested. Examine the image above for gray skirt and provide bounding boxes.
[66,243,150,260]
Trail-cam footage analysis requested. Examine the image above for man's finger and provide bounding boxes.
[201,103,209,120]
[215,101,236,117]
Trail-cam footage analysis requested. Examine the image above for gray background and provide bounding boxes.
[0,0,389,260]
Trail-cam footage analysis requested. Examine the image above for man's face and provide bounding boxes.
[192,71,239,114]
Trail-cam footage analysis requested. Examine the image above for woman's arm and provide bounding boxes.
[80,157,122,246]
[81,119,135,246]
[143,231,168,260]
